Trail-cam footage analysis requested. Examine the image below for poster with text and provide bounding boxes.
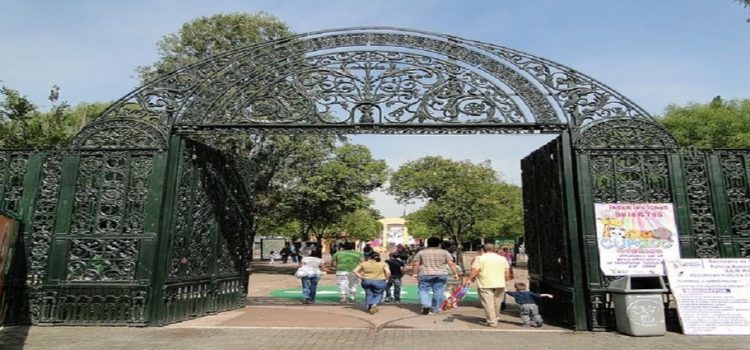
[665,259,750,335]
[595,203,679,276]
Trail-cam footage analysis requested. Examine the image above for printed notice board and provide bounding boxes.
[665,259,750,335]
[595,203,680,276]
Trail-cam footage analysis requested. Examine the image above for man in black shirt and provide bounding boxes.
[384,253,405,302]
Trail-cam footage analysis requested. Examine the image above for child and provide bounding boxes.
[384,252,405,302]
[506,282,553,327]
[269,250,282,265]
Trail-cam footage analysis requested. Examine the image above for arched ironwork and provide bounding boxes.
[70,118,168,150]
[575,118,678,150]
[73,27,666,147]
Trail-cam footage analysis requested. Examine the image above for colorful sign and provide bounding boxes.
[665,259,750,335]
[595,203,680,276]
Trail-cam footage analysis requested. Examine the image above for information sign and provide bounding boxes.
[664,259,750,335]
[595,203,680,275]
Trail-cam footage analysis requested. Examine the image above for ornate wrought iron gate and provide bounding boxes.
[2,28,748,329]
[521,133,587,330]
[573,121,750,330]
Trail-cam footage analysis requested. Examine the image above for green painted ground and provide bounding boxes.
[269,285,479,303]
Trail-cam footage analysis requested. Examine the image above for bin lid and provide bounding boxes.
[607,275,668,293]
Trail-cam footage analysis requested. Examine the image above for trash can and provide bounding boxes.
[607,275,668,336]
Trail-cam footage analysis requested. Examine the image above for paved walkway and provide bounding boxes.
[2,324,747,350]
[1,266,748,349]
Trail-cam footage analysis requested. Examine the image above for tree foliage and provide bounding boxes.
[285,144,388,242]
[0,86,107,149]
[333,208,383,242]
[738,0,750,22]
[658,97,750,148]
[390,157,523,267]
[137,12,291,82]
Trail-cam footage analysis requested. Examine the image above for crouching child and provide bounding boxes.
[506,282,553,327]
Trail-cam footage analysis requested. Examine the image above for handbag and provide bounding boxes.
[294,267,309,279]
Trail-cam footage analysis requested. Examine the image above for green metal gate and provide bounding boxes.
[574,120,750,330]
[3,28,750,329]
[521,133,587,330]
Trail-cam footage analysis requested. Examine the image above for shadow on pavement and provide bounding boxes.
[0,326,30,350]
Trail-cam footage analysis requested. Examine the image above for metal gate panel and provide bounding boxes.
[33,150,166,325]
[522,133,586,330]
[151,138,250,325]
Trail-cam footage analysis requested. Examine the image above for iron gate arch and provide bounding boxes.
[4,27,747,330]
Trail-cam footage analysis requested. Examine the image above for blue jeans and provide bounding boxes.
[418,274,448,313]
[386,276,403,300]
[361,279,387,307]
[301,275,320,301]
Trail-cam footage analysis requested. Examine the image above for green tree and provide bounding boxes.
[738,0,750,22]
[140,13,337,260]
[471,183,524,241]
[0,86,107,149]
[390,157,522,268]
[285,144,388,242]
[658,97,750,148]
[333,207,383,242]
[137,12,291,82]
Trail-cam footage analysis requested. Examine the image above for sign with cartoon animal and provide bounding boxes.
[595,203,680,276]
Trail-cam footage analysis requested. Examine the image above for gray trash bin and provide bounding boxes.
[607,275,668,336]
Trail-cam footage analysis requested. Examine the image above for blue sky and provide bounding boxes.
[2,1,749,216]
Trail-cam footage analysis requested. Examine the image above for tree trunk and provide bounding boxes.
[452,233,465,274]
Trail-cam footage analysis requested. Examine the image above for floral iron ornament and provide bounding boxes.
[72,27,668,147]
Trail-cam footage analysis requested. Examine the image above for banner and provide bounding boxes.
[665,259,750,335]
[594,203,679,276]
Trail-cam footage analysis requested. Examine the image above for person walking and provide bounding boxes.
[466,243,511,327]
[289,243,298,264]
[384,252,405,302]
[411,237,459,315]
[332,242,363,303]
[280,243,290,263]
[298,247,327,304]
[353,252,391,314]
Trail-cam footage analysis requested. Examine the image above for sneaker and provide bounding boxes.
[421,307,431,315]
[368,306,379,314]
[479,321,498,328]
[394,299,401,303]
[534,322,544,328]
[519,323,531,327]
[302,299,311,304]
[349,295,356,303]
[384,297,393,303]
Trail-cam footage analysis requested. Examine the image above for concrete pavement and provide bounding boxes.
[1,264,749,349]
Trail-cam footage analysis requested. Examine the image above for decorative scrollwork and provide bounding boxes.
[203,51,528,126]
[70,153,154,236]
[168,144,217,279]
[81,27,666,141]
[167,140,250,310]
[575,119,678,150]
[718,153,750,237]
[28,155,64,286]
[681,151,720,257]
[0,152,31,214]
[66,239,138,281]
[738,242,750,258]
[588,152,671,203]
[71,119,168,150]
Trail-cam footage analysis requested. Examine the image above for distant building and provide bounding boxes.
[378,217,417,248]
